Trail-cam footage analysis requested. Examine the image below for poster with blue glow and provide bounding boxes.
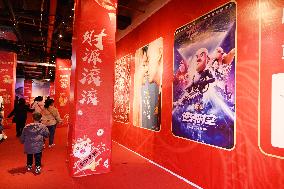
[172,2,236,149]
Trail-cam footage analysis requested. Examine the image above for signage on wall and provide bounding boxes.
[259,1,284,158]
[172,2,236,149]
[133,38,163,132]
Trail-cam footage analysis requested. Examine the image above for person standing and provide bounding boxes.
[0,105,8,141]
[31,96,44,113]
[8,98,34,137]
[41,99,62,147]
[20,112,49,174]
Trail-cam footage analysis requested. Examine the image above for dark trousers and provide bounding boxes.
[27,152,42,167]
[47,125,56,145]
[16,121,25,137]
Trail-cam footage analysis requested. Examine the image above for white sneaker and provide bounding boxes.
[35,166,41,174]
[49,144,55,148]
[27,165,32,171]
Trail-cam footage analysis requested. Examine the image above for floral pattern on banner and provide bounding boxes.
[113,54,132,123]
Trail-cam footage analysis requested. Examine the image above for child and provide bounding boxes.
[0,106,8,141]
[20,112,49,174]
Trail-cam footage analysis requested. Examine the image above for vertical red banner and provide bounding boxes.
[259,1,284,158]
[24,80,33,105]
[0,51,16,116]
[54,58,71,127]
[68,0,117,177]
[49,81,55,98]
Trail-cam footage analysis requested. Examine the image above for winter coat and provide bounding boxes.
[31,101,44,113]
[20,123,49,154]
[41,106,62,126]
[8,104,33,122]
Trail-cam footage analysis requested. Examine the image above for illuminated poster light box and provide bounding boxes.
[271,73,284,148]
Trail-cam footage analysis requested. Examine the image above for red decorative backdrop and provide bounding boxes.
[68,0,117,177]
[113,0,284,188]
[0,51,16,116]
[54,58,71,127]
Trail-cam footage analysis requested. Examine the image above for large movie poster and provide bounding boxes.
[113,54,132,123]
[172,2,236,149]
[133,38,163,131]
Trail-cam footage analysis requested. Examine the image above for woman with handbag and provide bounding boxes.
[41,99,62,148]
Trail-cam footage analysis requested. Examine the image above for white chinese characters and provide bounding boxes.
[79,29,107,106]
[181,112,217,127]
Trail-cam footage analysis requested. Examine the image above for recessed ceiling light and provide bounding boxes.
[59,34,63,38]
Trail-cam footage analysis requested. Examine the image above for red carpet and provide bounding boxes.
[0,124,195,189]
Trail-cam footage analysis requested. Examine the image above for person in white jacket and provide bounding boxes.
[41,99,62,147]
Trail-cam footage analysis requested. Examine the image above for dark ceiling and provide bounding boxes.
[0,0,154,80]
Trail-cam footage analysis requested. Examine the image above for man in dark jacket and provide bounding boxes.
[20,112,49,174]
[8,98,34,137]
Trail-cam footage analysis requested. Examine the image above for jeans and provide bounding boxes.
[47,125,56,145]
[27,152,42,167]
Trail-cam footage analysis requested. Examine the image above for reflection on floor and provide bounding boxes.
[0,124,194,189]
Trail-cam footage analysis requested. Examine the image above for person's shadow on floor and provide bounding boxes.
[8,166,27,175]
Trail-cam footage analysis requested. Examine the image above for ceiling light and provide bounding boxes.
[58,46,61,49]
[72,8,74,11]
[62,21,65,24]
[59,34,63,38]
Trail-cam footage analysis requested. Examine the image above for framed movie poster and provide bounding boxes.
[113,54,132,123]
[133,38,163,131]
[172,2,236,149]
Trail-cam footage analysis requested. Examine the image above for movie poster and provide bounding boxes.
[113,54,132,123]
[172,2,236,149]
[133,38,163,131]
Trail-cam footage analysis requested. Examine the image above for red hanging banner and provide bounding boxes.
[49,81,55,98]
[24,80,33,105]
[68,0,117,177]
[54,58,71,127]
[0,51,16,115]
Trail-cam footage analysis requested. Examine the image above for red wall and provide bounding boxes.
[113,0,284,188]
